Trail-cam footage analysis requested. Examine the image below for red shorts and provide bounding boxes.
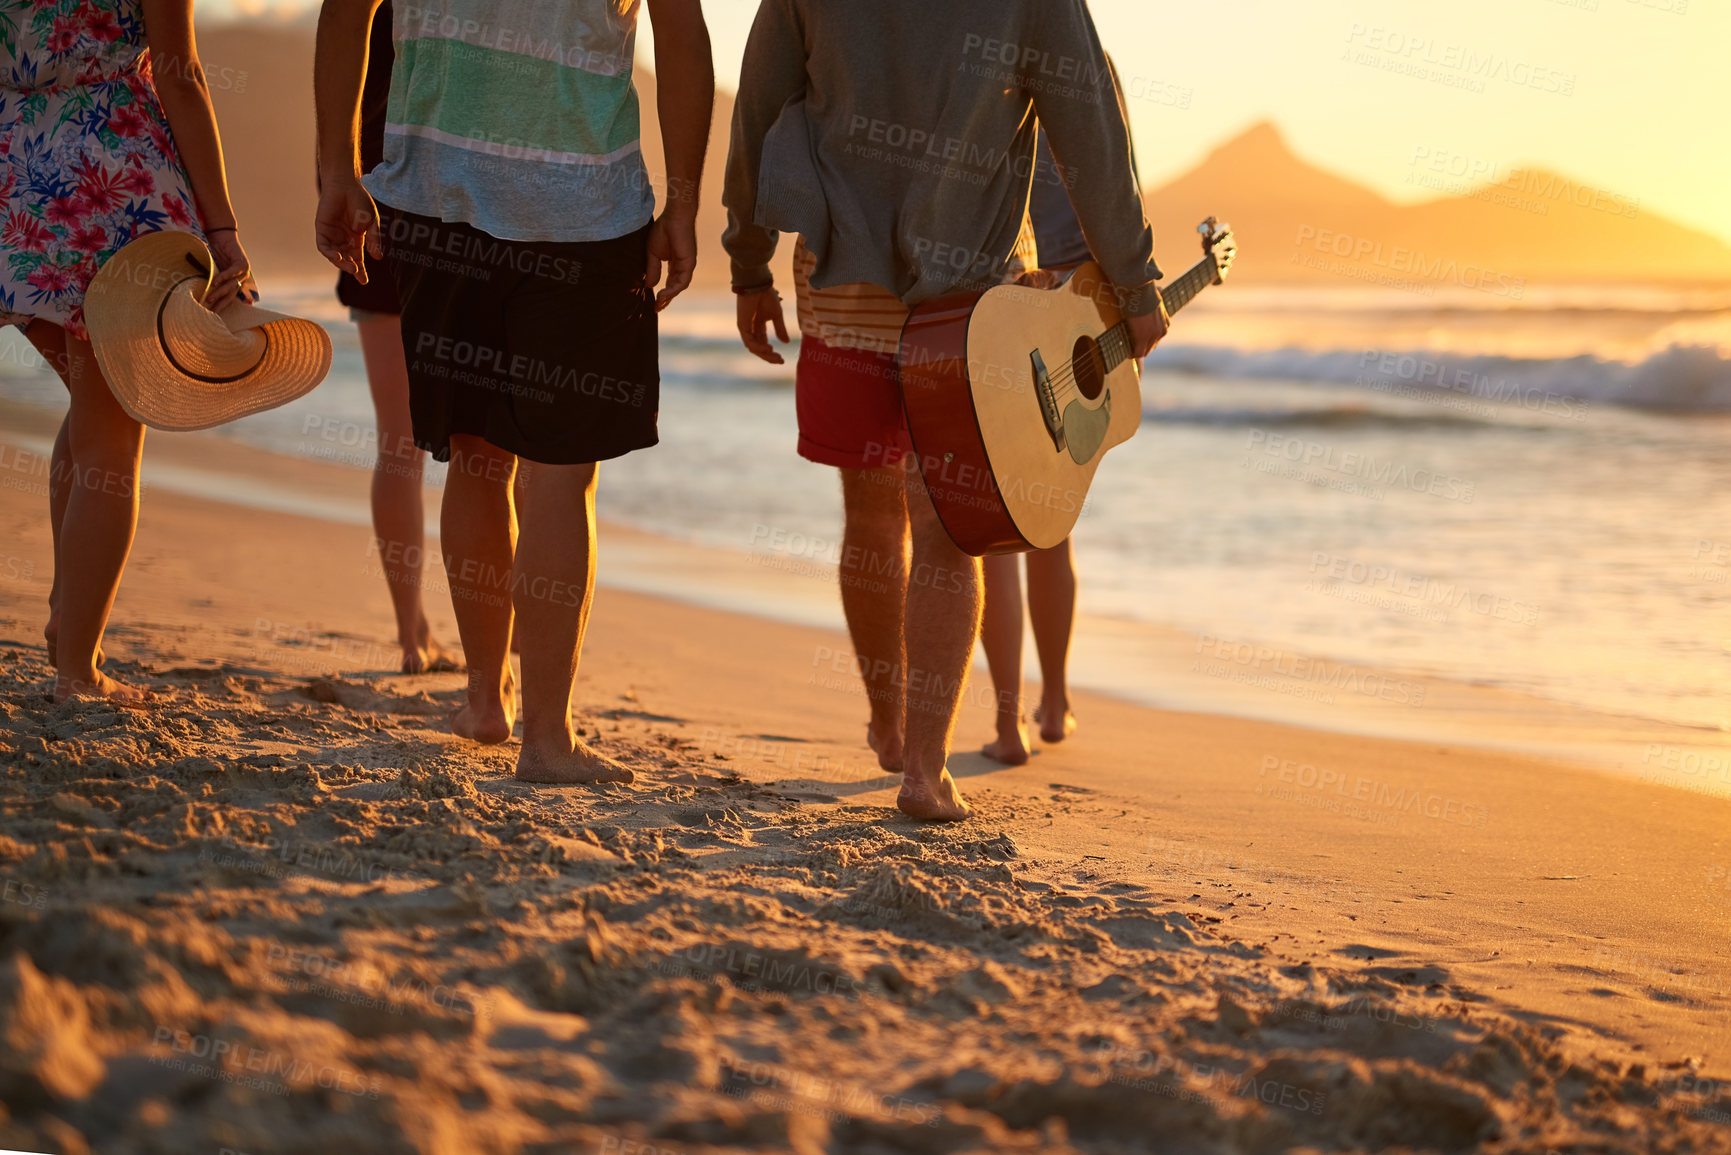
[795,335,910,470]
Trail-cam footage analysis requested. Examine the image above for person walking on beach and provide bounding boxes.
[982,69,1141,767]
[724,1,1168,820]
[314,0,714,783]
[0,0,258,701]
[324,0,458,676]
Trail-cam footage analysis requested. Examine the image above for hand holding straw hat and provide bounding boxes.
[84,231,333,432]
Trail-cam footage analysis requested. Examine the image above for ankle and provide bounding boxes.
[869,713,902,741]
[520,720,574,751]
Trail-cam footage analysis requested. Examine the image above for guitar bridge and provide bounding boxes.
[1030,350,1066,453]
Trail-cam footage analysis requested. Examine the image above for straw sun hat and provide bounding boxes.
[84,230,332,432]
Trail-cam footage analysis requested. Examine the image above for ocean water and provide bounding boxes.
[4,282,1729,738]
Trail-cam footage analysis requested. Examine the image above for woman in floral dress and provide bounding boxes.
[0,0,254,701]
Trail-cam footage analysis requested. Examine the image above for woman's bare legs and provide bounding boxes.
[23,322,76,666]
[356,314,456,674]
[1026,539,1078,742]
[980,552,1031,765]
[48,330,147,702]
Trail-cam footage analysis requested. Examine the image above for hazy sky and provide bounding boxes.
[205,0,1731,246]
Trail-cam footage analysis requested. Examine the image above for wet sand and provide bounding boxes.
[1,426,1729,1153]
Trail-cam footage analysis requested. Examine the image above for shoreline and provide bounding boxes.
[2,393,1724,789]
[3,405,1731,1149]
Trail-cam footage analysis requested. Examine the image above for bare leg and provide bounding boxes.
[41,416,71,664]
[1026,540,1078,742]
[896,470,978,822]
[979,553,1030,765]
[22,322,79,667]
[509,469,527,656]
[440,435,517,743]
[52,333,147,702]
[839,463,910,771]
[511,459,631,784]
[356,315,455,673]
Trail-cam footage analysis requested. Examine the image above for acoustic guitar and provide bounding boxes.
[898,217,1237,555]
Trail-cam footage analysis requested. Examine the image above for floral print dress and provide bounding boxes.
[0,0,205,340]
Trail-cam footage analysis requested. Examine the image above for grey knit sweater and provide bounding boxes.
[721,0,1164,316]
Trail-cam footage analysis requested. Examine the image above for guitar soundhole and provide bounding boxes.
[1072,336,1106,402]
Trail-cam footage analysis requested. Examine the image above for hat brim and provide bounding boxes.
[84,231,333,433]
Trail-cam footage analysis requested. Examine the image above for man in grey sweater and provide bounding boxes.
[724,0,1168,821]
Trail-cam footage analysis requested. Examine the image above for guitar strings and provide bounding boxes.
[1029,262,1211,404]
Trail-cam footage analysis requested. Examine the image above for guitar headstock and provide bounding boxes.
[1198,216,1238,285]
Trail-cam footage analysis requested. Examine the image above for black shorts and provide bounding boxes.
[336,255,403,317]
[379,205,659,466]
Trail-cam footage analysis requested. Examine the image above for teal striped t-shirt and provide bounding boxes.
[361,0,655,243]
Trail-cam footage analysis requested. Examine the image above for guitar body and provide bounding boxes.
[898,217,1236,556]
[899,262,1141,554]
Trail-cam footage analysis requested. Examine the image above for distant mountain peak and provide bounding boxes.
[1210,120,1292,161]
[1154,119,1391,213]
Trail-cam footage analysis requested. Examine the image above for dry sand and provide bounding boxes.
[1,426,1730,1154]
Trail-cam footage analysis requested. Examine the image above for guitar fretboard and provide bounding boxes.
[1098,252,1220,374]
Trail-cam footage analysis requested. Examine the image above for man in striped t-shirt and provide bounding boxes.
[314,0,714,786]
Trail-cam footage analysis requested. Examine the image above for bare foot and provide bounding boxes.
[896,767,972,822]
[867,722,904,773]
[402,625,462,674]
[1035,700,1077,744]
[516,737,635,785]
[450,670,515,744]
[981,722,1030,766]
[53,668,152,706]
